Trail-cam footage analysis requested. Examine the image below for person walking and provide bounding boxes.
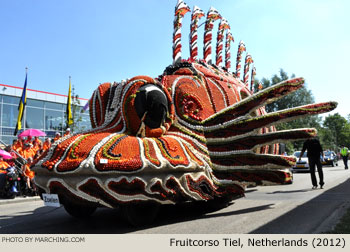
[340,146,349,169]
[300,137,325,189]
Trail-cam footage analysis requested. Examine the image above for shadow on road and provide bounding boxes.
[148,202,275,231]
[0,198,274,234]
[245,189,258,193]
[268,189,311,194]
[326,168,347,172]
[3,176,349,234]
[250,178,350,234]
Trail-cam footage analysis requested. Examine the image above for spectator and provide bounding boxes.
[33,149,43,161]
[64,128,71,137]
[23,157,35,189]
[24,136,33,145]
[33,136,42,148]
[13,138,23,153]
[4,145,17,167]
[0,156,10,173]
[17,137,26,155]
[43,138,52,151]
[20,143,35,160]
[53,132,61,142]
[33,140,42,153]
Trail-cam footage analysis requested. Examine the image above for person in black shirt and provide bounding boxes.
[300,137,325,189]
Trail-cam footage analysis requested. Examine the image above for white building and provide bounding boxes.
[0,83,90,145]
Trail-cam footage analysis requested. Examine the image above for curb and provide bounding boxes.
[0,196,41,205]
[314,200,350,233]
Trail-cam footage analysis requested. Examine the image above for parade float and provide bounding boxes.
[32,0,337,226]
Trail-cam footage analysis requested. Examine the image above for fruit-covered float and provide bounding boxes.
[32,0,336,226]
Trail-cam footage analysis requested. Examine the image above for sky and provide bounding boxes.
[1,0,349,118]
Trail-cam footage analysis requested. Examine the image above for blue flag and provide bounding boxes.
[14,72,27,135]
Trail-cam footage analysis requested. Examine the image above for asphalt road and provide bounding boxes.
[1,163,350,234]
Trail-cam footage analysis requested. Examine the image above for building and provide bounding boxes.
[0,83,91,145]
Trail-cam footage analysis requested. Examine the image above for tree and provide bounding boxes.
[257,69,322,153]
[322,113,349,149]
[318,127,336,151]
[259,69,315,114]
[343,123,350,147]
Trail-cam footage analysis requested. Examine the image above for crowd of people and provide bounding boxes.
[0,128,71,190]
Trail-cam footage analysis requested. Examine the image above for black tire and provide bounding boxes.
[206,196,233,211]
[6,192,16,199]
[63,202,97,219]
[122,201,159,227]
[4,185,16,199]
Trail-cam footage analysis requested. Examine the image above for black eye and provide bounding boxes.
[134,84,168,129]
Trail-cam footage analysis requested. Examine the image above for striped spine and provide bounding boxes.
[203,7,221,64]
[215,18,230,67]
[173,0,191,64]
[190,6,205,61]
[224,30,234,70]
[243,54,253,85]
[235,40,246,78]
[250,66,256,92]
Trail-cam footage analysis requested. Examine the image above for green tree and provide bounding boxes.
[318,127,336,151]
[257,69,321,153]
[322,113,349,150]
[343,123,350,147]
[259,69,315,114]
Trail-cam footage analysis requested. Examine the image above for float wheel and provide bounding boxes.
[122,201,159,227]
[63,202,97,219]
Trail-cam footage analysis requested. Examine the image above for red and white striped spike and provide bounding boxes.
[173,0,191,65]
[243,54,253,85]
[215,18,230,67]
[250,66,256,92]
[190,6,205,61]
[224,29,234,70]
[235,40,246,78]
[203,7,221,64]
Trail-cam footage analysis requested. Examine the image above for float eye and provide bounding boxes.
[134,84,169,129]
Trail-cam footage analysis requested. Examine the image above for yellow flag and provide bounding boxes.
[67,77,73,126]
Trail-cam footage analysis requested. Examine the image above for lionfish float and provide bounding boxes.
[33,0,336,225]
